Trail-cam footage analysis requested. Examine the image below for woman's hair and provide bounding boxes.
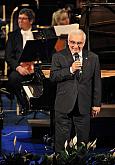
[51,8,69,26]
[19,8,35,22]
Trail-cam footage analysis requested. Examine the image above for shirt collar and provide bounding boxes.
[79,51,82,58]
[72,51,82,58]
[21,28,32,35]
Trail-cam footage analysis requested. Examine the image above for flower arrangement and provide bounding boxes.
[0,136,41,165]
[1,136,115,165]
[40,136,115,165]
[41,136,97,165]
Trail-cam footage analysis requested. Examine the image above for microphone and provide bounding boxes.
[74,53,82,75]
[74,53,79,61]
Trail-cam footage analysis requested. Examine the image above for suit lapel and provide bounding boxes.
[79,50,88,81]
[17,30,23,51]
[82,51,88,70]
[65,48,74,65]
[33,32,37,39]
[15,30,23,60]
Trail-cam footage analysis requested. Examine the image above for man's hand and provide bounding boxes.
[16,65,31,76]
[71,60,82,73]
[92,106,101,117]
[16,61,36,76]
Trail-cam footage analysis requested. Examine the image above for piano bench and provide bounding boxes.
[28,119,50,140]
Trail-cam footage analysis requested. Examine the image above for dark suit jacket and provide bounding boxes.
[50,48,101,115]
[5,28,37,71]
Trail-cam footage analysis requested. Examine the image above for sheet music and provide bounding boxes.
[23,86,33,99]
[54,23,79,36]
[23,84,43,99]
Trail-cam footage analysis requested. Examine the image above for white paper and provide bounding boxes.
[54,23,79,36]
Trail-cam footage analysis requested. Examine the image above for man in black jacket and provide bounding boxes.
[50,29,101,153]
[5,8,37,115]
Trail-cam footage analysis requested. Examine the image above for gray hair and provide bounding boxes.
[68,29,86,43]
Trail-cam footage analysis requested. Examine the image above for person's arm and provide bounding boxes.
[50,52,73,82]
[92,55,102,117]
[5,32,20,70]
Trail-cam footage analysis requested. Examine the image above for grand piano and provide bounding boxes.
[79,1,115,146]
[80,1,115,104]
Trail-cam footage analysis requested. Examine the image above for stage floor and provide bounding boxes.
[1,94,115,152]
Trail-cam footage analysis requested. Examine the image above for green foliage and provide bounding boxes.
[1,136,115,165]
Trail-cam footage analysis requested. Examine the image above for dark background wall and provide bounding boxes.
[0,0,77,26]
[33,0,77,25]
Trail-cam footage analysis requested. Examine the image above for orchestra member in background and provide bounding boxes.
[10,0,38,32]
[51,8,70,52]
[5,8,37,115]
[50,29,101,153]
[51,8,70,26]
[64,3,75,24]
[64,3,81,24]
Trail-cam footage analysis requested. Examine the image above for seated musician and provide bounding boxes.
[51,8,70,52]
[51,8,70,26]
[5,8,38,115]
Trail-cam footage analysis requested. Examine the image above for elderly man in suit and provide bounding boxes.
[5,8,38,115]
[50,29,101,153]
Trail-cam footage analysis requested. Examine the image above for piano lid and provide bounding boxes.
[80,2,115,69]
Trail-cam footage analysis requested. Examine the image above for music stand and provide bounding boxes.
[16,38,57,128]
[19,38,57,63]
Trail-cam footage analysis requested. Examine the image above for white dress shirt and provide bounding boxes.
[21,29,34,48]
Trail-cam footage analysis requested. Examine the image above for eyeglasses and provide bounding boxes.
[18,17,29,21]
[69,40,84,46]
